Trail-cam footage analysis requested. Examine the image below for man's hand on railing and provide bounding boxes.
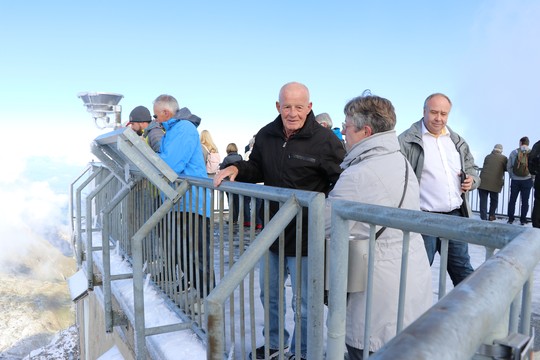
[213,165,239,186]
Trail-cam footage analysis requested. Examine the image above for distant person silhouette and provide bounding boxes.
[529,139,540,228]
[506,136,533,225]
[200,129,221,177]
[219,143,243,224]
[478,144,507,221]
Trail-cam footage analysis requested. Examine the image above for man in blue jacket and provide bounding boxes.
[153,94,213,299]
[214,82,345,360]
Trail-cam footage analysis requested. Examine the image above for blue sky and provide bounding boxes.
[1,0,539,171]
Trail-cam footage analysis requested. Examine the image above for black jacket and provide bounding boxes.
[219,152,243,170]
[235,111,346,255]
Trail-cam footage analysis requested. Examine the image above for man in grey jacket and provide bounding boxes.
[127,105,164,152]
[506,136,533,225]
[398,93,479,286]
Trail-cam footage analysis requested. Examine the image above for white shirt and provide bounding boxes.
[419,122,463,212]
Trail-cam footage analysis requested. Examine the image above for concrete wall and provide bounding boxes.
[76,287,135,360]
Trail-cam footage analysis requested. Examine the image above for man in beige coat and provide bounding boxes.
[478,144,507,221]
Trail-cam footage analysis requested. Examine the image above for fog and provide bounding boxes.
[0,154,78,358]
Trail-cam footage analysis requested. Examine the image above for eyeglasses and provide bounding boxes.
[342,122,354,130]
[153,114,158,119]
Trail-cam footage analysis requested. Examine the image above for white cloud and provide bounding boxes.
[0,156,76,271]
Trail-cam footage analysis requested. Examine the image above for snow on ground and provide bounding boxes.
[22,325,79,360]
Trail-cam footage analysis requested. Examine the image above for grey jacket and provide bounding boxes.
[142,120,165,152]
[398,119,480,217]
[507,147,533,180]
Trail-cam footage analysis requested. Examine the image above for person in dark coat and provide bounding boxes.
[529,140,540,228]
[214,82,345,359]
[219,143,243,223]
[478,144,507,221]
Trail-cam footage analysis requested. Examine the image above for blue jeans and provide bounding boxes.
[422,209,474,286]
[259,251,308,356]
[507,179,533,223]
[478,189,499,220]
[244,196,263,225]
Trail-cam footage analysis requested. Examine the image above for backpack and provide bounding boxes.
[512,148,530,177]
[205,150,221,174]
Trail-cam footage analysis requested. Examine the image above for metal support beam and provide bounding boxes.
[132,181,189,360]
[206,196,301,360]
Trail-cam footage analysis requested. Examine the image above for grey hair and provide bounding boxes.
[315,112,333,128]
[343,91,396,133]
[153,94,179,113]
[423,93,452,109]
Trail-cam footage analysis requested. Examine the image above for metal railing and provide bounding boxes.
[468,171,535,220]
[69,127,540,360]
[70,127,328,359]
[326,200,540,359]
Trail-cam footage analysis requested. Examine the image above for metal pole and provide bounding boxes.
[75,166,102,266]
[132,198,176,360]
[306,192,326,360]
[102,184,132,332]
[85,172,115,289]
[326,209,350,360]
[206,196,301,360]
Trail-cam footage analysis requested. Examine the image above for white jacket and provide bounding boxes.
[326,130,432,352]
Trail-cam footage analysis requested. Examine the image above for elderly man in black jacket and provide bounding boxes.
[214,82,345,360]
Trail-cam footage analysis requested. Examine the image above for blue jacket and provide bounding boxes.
[159,108,210,216]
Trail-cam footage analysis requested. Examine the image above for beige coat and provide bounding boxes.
[326,131,433,352]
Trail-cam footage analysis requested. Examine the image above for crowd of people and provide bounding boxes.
[123,85,539,359]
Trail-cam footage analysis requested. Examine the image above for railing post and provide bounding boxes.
[307,193,326,360]
[132,198,176,360]
[326,204,350,360]
[85,172,116,289]
[75,166,103,266]
[102,183,132,332]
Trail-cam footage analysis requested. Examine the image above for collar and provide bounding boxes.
[421,120,449,138]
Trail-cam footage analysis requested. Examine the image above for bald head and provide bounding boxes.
[278,82,310,103]
[276,82,312,137]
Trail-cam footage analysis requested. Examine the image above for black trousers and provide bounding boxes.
[533,179,540,228]
[173,212,215,298]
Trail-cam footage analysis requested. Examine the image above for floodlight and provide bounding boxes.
[78,92,124,129]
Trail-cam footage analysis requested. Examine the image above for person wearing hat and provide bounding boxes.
[478,144,508,221]
[127,105,164,152]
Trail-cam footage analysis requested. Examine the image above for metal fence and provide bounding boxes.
[468,171,534,220]
[326,200,539,360]
[70,127,540,360]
